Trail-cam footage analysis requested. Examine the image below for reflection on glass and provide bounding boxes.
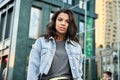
[49,12,54,22]
[63,0,72,5]
[79,21,84,32]
[79,21,84,48]
[68,0,72,5]
[29,7,42,39]
[79,0,85,9]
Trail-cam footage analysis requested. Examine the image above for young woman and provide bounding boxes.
[27,9,83,80]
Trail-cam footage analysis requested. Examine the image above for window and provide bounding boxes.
[68,0,72,5]
[50,12,53,19]
[79,21,84,32]
[79,0,90,10]
[29,7,42,39]
[108,29,110,31]
[0,4,13,41]
[49,12,54,22]
[5,8,13,39]
[113,35,116,37]
[87,0,90,11]
[79,0,85,9]
[63,0,72,5]
[0,13,6,41]
[78,21,85,48]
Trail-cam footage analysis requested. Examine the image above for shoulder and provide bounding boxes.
[69,40,82,51]
[36,36,48,43]
[70,40,81,47]
[33,37,46,48]
[37,36,45,40]
[70,40,83,52]
[36,36,52,45]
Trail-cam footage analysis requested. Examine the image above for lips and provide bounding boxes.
[59,27,66,31]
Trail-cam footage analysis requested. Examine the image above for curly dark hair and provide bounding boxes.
[103,71,112,77]
[44,8,79,43]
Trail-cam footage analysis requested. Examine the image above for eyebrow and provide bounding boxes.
[57,16,63,18]
[57,16,69,20]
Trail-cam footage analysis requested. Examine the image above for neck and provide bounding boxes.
[55,35,65,41]
[55,32,66,41]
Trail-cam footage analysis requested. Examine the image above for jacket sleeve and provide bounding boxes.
[27,38,42,80]
[78,45,83,80]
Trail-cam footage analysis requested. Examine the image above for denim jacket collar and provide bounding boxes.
[48,36,78,47]
[48,36,70,43]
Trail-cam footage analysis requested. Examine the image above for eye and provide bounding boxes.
[57,18,62,21]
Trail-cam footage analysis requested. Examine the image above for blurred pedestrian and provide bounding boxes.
[2,67,7,80]
[27,8,83,80]
[101,71,112,80]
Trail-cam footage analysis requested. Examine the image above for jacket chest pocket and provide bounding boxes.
[40,48,50,62]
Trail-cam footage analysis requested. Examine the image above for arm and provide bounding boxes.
[78,45,83,80]
[27,38,42,80]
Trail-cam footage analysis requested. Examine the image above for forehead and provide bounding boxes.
[103,73,109,77]
[57,12,69,20]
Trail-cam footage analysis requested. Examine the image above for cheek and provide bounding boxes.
[67,24,69,27]
[66,24,69,29]
[55,25,59,32]
[67,22,70,27]
[55,26,58,31]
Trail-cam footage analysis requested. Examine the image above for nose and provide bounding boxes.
[61,21,66,25]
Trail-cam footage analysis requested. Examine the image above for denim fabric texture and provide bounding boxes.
[27,37,83,80]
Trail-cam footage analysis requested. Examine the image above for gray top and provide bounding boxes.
[41,41,72,80]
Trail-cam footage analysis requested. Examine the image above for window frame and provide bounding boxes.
[28,6,42,39]
[0,3,14,42]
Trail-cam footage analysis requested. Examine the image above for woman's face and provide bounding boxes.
[55,12,69,35]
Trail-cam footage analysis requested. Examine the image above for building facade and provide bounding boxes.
[95,0,120,48]
[0,0,97,80]
[95,0,120,80]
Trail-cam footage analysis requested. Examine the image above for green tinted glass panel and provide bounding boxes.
[85,17,93,58]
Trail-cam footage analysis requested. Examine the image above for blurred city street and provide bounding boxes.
[0,0,120,80]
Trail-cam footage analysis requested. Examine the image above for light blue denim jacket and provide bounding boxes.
[27,37,83,80]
